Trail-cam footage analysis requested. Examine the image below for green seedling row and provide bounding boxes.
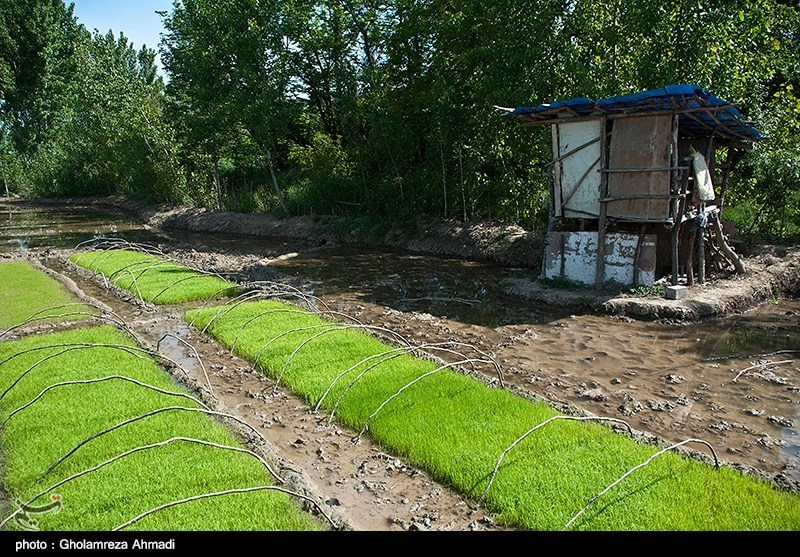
[0,262,94,329]
[69,249,238,305]
[0,325,323,531]
[186,299,800,531]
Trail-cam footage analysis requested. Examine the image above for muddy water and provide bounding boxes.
[3,200,799,490]
[266,246,559,327]
[0,201,162,251]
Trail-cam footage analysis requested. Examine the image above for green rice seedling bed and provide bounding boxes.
[186,299,800,531]
[69,249,238,305]
[0,262,93,329]
[0,325,323,531]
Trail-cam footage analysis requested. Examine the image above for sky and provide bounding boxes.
[69,0,174,73]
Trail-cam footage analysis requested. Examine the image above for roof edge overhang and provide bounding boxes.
[499,84,763,146]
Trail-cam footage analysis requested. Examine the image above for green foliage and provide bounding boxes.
[724,81,800,242]
[539,276,588,291]
[629,285,667,298]
[0,1,184,202]
[2,0,799,239]
[286,132,357,214]
[186,299,800,530]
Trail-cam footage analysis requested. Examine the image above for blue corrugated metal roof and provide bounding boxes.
[506,84,762,144]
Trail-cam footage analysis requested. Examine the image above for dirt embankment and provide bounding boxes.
[17,196,800,322]
[502,242,800,322]
[47,196,544,269]
[601,244,800,321]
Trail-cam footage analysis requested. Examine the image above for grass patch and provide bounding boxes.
[0,325,323,531]
[0,261,93,329]
[186,300,800,531]
[69,249,239,305]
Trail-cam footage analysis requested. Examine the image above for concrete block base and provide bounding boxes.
[666,285,688,300]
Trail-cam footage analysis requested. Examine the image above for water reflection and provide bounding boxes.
[0,202,164,252]
[267,246,551,327]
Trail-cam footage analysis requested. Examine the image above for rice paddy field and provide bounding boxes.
[2,242,799,534]
[0,260,326,532]
[186,299,800,531]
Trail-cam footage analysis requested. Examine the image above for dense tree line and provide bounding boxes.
[2,0,799,238]
[0,0,183,202]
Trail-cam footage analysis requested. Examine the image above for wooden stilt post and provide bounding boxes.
[632,223,646,287]
[551,123,561,223]
[670,115,681,286]
[595,117,609,290]
[670,169,689,286]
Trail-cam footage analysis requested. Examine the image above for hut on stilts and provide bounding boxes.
[499,84,762,291]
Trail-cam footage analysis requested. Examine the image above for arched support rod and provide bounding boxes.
[275,323,416,387]
[0,437,281,531]
[324,342,499,426]
[356,358,494,441]
[0,343,208,404]
[230,308,364,354]
[0,311,133,341]
[1,376,207,430]
[477,415,635,505]
[39,405,282,484]
[113,484,339,532]
[562,437,720,531]
[156,333,214,398]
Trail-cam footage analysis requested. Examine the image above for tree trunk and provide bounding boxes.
[440,137,447,219]
[1,157,9,198]
[265,146,289,217]
[459,141,466,221]
[213,160,223,212]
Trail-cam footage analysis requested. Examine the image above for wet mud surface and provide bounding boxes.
[1,200,799,531]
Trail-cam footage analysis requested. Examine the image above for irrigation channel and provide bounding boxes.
[1,199,799,531]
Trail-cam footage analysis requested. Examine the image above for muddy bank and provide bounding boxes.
[7,196,800,322]
[601,244,800,322]
[20,196,543,269]
[502,243,800,322]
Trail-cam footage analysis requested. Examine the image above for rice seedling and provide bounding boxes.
[186,299,800,531]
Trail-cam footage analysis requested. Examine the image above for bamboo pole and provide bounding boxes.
[546,136,602,167]
[561,155,602,212]
[602,193,686,201]
[601,166,689,173]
